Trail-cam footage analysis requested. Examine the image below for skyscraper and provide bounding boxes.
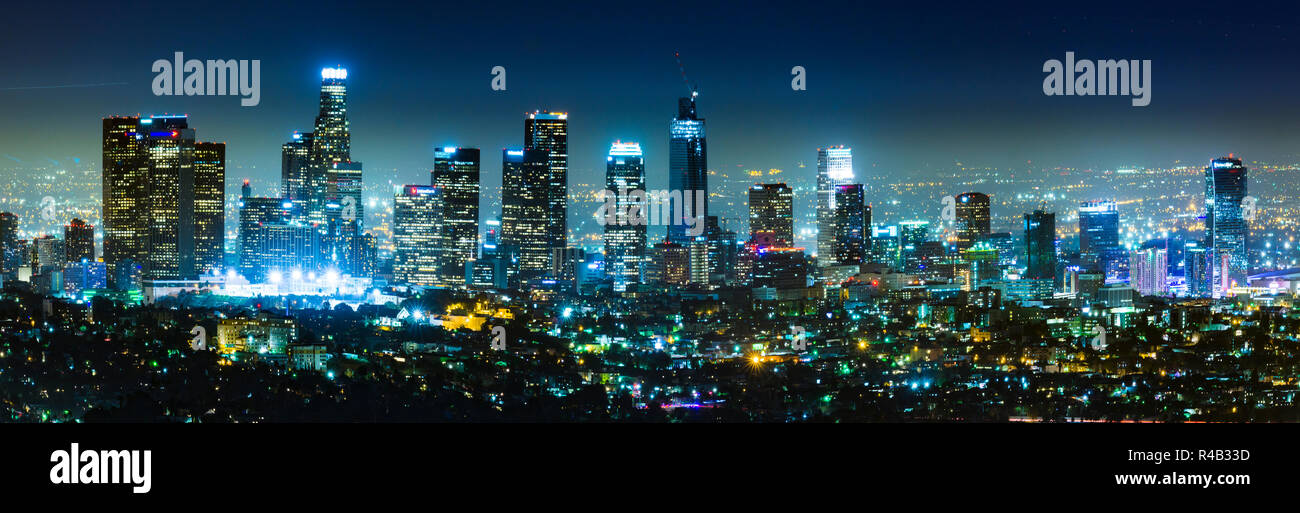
[866,225,896,267]
[193,142,225,276]
[432,147,480,285]
[668,96,707,243]
[704,216,737,286]
[832,184,868,265]
[899,220,930,272]
[955,192,991,251]
[816,146,853,263]
[0,212,18,277]
[308,67,351,226]
[142,116,195,281]
[604,141,646,291]
[1079,200,1123,281]
[524,111,568,258]
[328,161,365,276]
[64,218,94,263]
[748,183,794,247]
[1185,242,1210,297]
[1205,156,1248,295]
[393,185,443,287]
[281,131,314,217]
[501,148,550,280]
[1024,209,1056,282]
[102,116,149,284]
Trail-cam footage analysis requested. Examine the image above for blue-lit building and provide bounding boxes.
[832,184,869,265]
[1023,209,1056,294]
[867,225,898,268]
[1078,200,1124,282]
[1205,157,1249,295]
[308,67,351,226]
[604,141,646,292]
[238,183,294,282]
[1184,242,1210,297]
[668,94,707,243]
[63,260,107,296]
[466,220,508,289]
[280,131,314,217]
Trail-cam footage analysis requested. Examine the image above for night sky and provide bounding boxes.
[3,1,1300,194]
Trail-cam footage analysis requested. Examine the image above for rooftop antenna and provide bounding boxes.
[674,51,697,99]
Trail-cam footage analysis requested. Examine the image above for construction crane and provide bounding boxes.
[674,51,698,99]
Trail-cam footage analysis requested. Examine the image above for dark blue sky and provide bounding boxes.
[3,1,1300,193]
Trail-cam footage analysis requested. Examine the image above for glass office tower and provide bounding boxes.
[604,141,646,292]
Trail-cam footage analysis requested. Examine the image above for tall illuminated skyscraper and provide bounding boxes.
[816,146,853,263]
[668,96,707,243]
[899,220,930,272]
[432,147,480,285]
[1185,242,1210,297]
[1079,200,1123,281]
[832,184,869,265]
[328,161,365,276]
[393,185,443,287]
[308,67,351,226]
[955,192,991,251]
[1024,209,1056,282]
[1205,156,1248,295]
[604,141,646,291]
[102,116,149,284]
[193,141,225,276]
[501,148,550,280]
[142,116,195,281]
[281,131,313,216]
[748,183,794,247]
[524,111,568,258]
[0,212,19,276]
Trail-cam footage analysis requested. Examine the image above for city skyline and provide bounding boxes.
[0,59,1272,304]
